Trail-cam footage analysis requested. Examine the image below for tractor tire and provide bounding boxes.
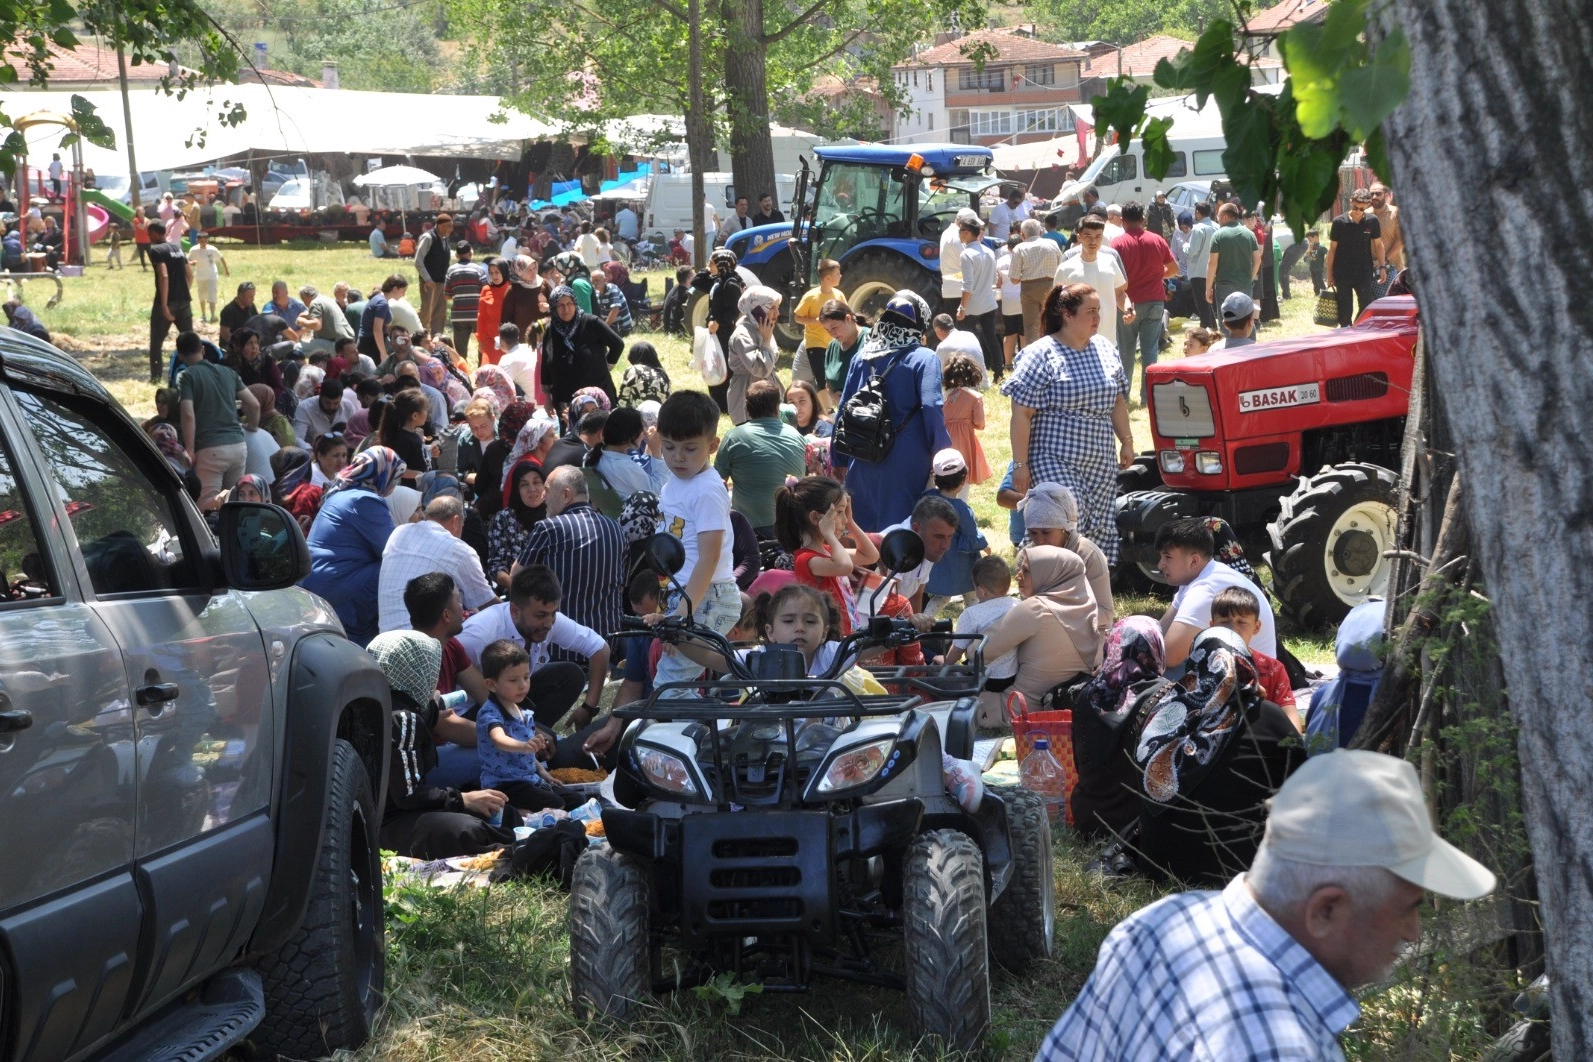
[569,845,652,1020]
[685,265,767,337]
[251,739,384,1060]
[901,829,990,1052]
[746,246,803,351]
[986,787,1054,972]
[1267,461,1399,629]
[843,253,939,325]
[1113,456,1173,598]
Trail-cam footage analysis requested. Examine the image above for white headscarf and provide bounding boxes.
[1019,482,1079,531]
[737,284,782,324]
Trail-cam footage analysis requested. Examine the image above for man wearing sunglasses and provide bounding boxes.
[1325,188,1387,326]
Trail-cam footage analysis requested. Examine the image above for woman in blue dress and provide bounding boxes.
[1003,283,1136,563]
[832,291,951,532]
[301,446,406,646]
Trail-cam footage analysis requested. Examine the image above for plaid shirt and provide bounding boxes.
[1034,876,1359,1062]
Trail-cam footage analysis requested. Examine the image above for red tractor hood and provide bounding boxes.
[1144,296,1419,490]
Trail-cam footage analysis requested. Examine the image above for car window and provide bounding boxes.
[1164,152,1188,179]
[0,424,58,604]
[1193,149,1226,176]
[1100,154,1137,185]
[13,390,200,595]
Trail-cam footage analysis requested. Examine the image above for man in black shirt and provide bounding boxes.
[751,192,786,227]
[1325,188,1386,326]
[244,311,299,358]
[218,281,257,347]
[147,221,194,383]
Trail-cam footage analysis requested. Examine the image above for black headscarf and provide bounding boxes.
[505,458,547,532]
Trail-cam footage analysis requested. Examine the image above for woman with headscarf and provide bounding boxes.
[500,254,550,336]
[1132,626,1304,884]
[1018,482,1114,630]
[979,545,1103,712]
[725,285,783,425]
[225,327,285,400]
[487,458,547,590]
[549,250,595,314]
[537,284,623,409]
[832,290,953,531]
[269,446,323,532]
[472,363,516,415]
[474,399,531,522]
[475,256,510,365]
[229,474,270,504]
[690,248,745,413]
[1070,616,1165,838]
[502,414,558,489]
[249,382,297,448]
[300,446,406,647]
[369,630,518,859]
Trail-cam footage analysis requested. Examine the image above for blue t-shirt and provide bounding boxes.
[1000,461,1025,548]
[474,696,547,788]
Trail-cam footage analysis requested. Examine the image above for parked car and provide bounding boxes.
[0,329,390,1061]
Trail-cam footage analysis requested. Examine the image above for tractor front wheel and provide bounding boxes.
[1268,462,1399,628]
[843,253,938,324]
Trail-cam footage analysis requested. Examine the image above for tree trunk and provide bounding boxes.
[686,0,712,270]
[1383,3,1593,1052]
[722,0,777,218]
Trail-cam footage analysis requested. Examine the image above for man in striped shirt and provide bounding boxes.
[591,268,634,337]
[444,241,487,361]
[512,465,627,660]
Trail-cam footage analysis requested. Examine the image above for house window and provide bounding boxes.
[1015,108,1062,133]
[1024,64,1054,86]
[958,67,1006,92]
[929,112,934,130]
[949,108,969,129]
[969,109,1013,135]
[927,73,933,91]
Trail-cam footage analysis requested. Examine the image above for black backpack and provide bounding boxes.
[489,820,589,890]
[832,352,920,464]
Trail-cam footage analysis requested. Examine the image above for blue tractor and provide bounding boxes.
[716,144,1003,350]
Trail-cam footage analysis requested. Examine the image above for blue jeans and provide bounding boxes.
[1118,299,1164,398]
[654,580,743,697]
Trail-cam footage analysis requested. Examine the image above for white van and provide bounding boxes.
[1053,135,1228,207]
[644,172,798,237]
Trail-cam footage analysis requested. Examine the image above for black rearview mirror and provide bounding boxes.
[219,501,309,590]
[878,528,924,576]
[641,532,687,577]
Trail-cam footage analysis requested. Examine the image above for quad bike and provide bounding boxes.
[568,530,1055,1052]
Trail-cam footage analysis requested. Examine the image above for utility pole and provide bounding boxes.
[688,0,706,270]
[116,45,141,212]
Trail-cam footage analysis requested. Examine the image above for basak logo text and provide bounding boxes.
[1238,383,1321,412]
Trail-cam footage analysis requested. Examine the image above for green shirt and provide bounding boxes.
[713,417,809,528]
[176,360,246,450]
[571,278,595,315]
[823,325,870,394]
[1209,222,1259,293]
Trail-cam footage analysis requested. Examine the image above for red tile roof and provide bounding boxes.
[1246,0,1329,36]
[4,36,172,85]
[1084,34,1193,79]
[898,28,1089,68]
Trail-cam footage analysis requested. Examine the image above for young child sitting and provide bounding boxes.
[777,474,879,635]
[921,448,988,615]
[474,639,573,812]
[945,555,1019,696]
[1209,586,1299,728]
[616,569,664,707]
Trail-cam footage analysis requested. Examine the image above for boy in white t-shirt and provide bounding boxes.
[945,555,1018,692]
[651,390,742,694]
[1155,516,1277,669]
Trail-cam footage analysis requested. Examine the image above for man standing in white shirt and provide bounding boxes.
[377,495,499,634]
[1007,218,1063,344]
[1156,517,1276,669]
[614,203,640,243]
[956,214,1003,379]
[496,322,541,408]
[986,187,1031,242]
[1104,203,1126,244]
[186,230,229,324]
[1054,216,1129,343]
[703,197,720,249]
[938,210,973,315]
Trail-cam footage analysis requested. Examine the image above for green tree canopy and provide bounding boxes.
[1023,0,1231,45]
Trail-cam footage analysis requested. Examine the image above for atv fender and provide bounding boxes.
[248,633,391,956]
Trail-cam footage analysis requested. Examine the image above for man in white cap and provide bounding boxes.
[939,207,981,317]
[1034,750,1495,1061]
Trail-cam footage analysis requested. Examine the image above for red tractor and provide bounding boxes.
[1115,296,1419,628]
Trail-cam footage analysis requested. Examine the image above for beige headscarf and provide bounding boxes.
[1019,544,1102,663]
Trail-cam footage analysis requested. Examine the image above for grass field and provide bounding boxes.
[37,241,1474,1061]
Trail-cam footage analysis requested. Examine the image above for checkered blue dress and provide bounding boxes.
[1002,334,1129,563]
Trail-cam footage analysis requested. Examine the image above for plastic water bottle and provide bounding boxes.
[1020,736,1067,824]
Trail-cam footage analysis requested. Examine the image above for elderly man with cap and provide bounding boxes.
[938,208,980,317]
[1035,749,1495,1061]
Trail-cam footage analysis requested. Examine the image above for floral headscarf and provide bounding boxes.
[619,489,661,544]
[147,422,187,467]
[1075,617,1165,770]
[497,399,533,444]
[1135,626,1261,804]
[332,445,406,497]
[415,354,448,392]
[503,415,558,488]
[473,364,516,414]
[368,630,441,707]
[571,386,611,414]
[857,289,931,362]
[549,284,582,349]
[1203,516,1261,586]
[709,248,738,277]
[551,251,589,282]
[294,365,325,400]
[512,254,542,288]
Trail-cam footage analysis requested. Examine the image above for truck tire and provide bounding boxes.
[1268,461,1399,628]
[1113,456,1173,598]
[986,787,1054,972]
[569,845,651,1020]
[902,829,990,1052]
[251,739,383,1060]
[843,253,938,325]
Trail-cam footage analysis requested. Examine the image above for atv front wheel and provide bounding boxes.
[569,846,651,1020]
[902,829,990,1052]
[1268,461,1399,628]
[987,787,1055,971]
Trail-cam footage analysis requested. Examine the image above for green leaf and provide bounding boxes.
[1089,77,1150,159]
[1221,98,1276,207]
[1337,28,1411,140]
[1364,126,1391,183]
[1154,20,1246,113]
[1141,115,1176,179]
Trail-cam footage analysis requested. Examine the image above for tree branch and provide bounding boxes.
[761,0,831,46]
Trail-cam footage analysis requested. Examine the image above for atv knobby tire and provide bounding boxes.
[902,829,990,1052]
[987,787,1055,971]
[568,845,651,1020]
[252,739,384,1060]
[1268,462,1399,628]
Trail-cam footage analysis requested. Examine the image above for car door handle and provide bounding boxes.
[136,683,180,707]
[0,709,31,733]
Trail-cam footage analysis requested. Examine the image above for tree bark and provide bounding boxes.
[1383,2,1593,1052]
[686,0,711,269]
[722,0,777,217]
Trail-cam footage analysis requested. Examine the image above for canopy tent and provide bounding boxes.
[527,179,586,211]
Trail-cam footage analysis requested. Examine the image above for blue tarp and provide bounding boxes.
[599,162,653,192]
[528,178,588,210]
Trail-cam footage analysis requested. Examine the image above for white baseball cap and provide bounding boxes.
[932,447,967,477]
[1262,750,1496,900]
[955,208,981,226]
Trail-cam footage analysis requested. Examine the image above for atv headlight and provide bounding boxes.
[816,738,895,794]
[638,747,700,796]
[1159,450,1185,474]
[1195,451,1223,474]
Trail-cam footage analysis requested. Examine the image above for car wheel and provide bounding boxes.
[250,739,383,1060]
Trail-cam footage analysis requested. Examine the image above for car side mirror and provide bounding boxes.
[218,501,310,590]
[640,532,686,578]
[878,528,924,576]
